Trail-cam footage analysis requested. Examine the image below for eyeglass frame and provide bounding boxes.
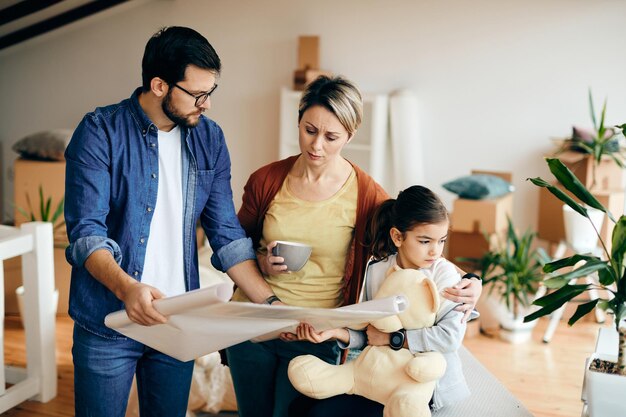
[172,83,218,107]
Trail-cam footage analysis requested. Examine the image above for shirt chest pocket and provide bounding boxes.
[194,169,215,214]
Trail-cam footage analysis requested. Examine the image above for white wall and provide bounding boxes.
[1,0,626,232]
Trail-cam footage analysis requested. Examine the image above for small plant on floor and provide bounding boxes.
[15,185,66,245]
[525,158,625,375]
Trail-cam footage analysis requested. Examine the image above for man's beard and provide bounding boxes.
[162,90,202,128]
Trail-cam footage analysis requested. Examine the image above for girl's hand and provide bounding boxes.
[280,323,348,344]
[442,278,483,322]
[365,325,390,346]
[258,241,289,275]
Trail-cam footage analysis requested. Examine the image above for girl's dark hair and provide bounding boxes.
[141,26,221,90]
[367,185,449,260]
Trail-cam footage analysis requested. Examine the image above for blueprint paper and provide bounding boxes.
[105,282,407,361]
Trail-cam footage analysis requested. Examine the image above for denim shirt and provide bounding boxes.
[65,88,255,339]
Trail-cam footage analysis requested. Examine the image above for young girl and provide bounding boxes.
[288,185,476,417]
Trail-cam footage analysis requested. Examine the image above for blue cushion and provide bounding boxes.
[442,174,514,200]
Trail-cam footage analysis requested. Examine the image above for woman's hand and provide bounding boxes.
[442,278,483,322]
[257,241,289,275]
[365,325,390,347]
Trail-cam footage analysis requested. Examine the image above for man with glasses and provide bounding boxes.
[65,26,279,417]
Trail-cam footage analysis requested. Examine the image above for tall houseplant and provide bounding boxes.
[525,158,625,374]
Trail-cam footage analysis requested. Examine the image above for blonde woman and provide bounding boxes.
[226,76,481,417]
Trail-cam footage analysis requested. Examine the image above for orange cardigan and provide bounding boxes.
[237,155,389,306]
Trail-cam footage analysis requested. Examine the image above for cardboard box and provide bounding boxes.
[293,68,333,91]
[446,231,493,271]
[537,182,624,249]
[451,193,513,234]
[297,36,320,70]
[3,247,70,316]
[555,150,624,190]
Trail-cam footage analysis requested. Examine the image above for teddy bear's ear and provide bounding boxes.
[385,264,401,279]
[421,279,440,313]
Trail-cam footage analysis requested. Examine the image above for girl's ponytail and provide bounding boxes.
[366,199,397,260]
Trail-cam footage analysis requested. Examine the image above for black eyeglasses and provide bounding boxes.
[173,83,218,107]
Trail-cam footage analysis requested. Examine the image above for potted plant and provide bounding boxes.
[15,184,66,246]
[526,157,625,417]
[556,90,625,189]
[459,218,549,343]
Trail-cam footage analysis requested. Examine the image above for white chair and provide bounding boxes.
[0,222,57,412]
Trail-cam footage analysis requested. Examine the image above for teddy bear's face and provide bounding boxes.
[370,266,439,332]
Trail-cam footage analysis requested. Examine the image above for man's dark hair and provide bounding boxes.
[141,26,221,90]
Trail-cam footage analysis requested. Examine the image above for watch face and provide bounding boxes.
[390,331,404,350]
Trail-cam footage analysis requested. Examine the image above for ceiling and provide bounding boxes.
[0,0,129,51]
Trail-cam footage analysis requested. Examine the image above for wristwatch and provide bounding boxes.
[389,329,406,351]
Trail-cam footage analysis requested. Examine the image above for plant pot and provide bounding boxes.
[584,352,626,417]
[562,204,605,253]
[15,285,59,327]
[478,287,545,344]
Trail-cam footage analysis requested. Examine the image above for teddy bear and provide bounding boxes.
[288,266,447,417]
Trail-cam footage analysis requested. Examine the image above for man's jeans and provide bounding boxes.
[72,324,194,417]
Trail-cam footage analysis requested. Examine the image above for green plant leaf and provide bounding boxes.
[543,260,609,288]
[528,175,588,218]
[38,186,46,221]
[545,158,613,221]
[533,284,589,307]
[568,299,599,326]
[598,267,617,286]
[589,89,597,132]
[543,254,601,273]
[611,215,626,282]
[51,197,64,223]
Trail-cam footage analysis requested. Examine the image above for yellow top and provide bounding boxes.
[233,169,357,308]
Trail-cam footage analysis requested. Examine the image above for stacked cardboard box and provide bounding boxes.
[447,171,513,271]
[4,158,70,316]
[293,36,332,90]
[537,151,625,250]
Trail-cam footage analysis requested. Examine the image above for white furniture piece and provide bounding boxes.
[279,88,391,190]
[0,222,57,412]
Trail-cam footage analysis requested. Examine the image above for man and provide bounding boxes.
[64,26,279,417]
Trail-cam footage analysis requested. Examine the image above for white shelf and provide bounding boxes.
[279,88,391,189]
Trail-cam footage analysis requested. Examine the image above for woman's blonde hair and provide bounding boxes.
[298,76,363,136]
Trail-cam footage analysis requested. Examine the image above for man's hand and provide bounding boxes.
[442,278,482,322]
[120,281,168,326]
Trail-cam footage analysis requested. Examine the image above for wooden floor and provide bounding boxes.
[2,314,602,417]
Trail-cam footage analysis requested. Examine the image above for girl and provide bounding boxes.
[288,185,477,417]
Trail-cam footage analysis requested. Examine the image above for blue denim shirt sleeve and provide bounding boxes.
[64,113,120,267]
[201,124,255,272]
[66,236,123,267]
[211,237,256,272]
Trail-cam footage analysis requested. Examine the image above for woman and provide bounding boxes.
[226,76,481,417]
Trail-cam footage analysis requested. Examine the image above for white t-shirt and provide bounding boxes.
[141,126,185,297]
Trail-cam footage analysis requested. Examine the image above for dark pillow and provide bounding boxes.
[12,129,73,161]
[442,174,515,200]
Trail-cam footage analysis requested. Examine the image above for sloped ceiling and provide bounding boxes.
[0,0,129,50]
